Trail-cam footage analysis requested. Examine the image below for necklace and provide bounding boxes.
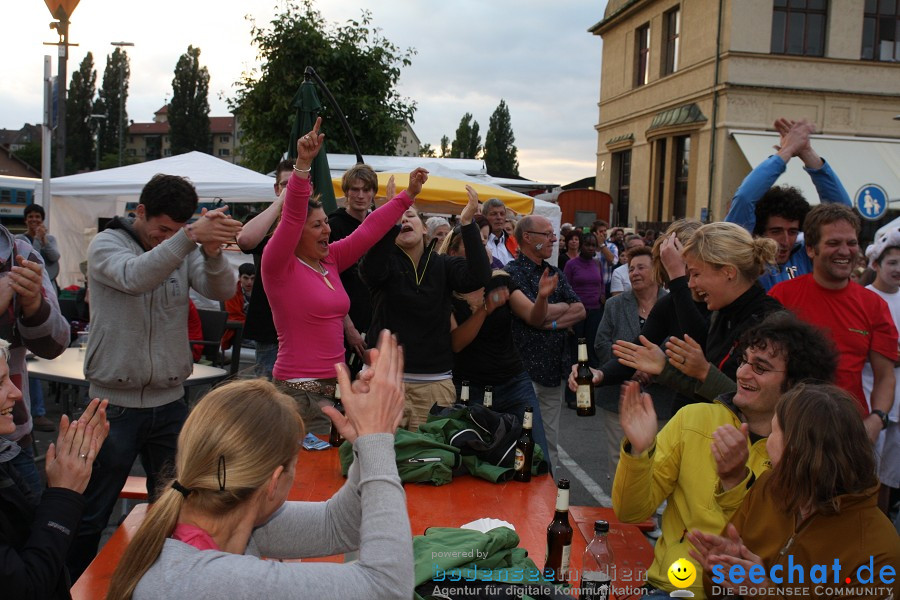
[297,257,334,290]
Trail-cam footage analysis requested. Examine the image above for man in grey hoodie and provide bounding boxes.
[66,174,241,578]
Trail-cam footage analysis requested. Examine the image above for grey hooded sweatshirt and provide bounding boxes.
[85,217,235,408]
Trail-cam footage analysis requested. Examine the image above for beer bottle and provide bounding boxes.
[576,338,596,416]
[544,478,573,583]
[581,520,614,600]
[483,385,493,408]
[513,407,534,482]
[460,380,470,405]
[328,383,345,447]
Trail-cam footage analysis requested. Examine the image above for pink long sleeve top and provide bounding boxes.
[262,174,414,380]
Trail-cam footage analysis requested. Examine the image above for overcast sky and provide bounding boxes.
[2,0,606,184]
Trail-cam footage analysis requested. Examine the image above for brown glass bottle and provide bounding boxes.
[512,407,534,482]
[575,338,596,416]
[483,385,493,408]
[328,383,344,447]
[544,478,574,583]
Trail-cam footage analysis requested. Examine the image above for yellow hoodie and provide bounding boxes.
[612,396,772,598]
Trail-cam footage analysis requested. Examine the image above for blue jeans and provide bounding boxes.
[28,376,46,417]
[255,341,279,380]
[9,440,42,499]
[453,371,551,468]
[66,398,188,580]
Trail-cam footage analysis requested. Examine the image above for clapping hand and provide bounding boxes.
[190,207,242,255]
[612,335,666,376]
[45,398,109,494]
[688,524,767,595]
[462,186,480,226]
[711,423,750,490]
[10,255,45,318]
[324,330,405,443]
[618,380,657,454]
[665,334,709,381]
[406,168,429,199]
[537,268,558,299]
[385,175,396,200]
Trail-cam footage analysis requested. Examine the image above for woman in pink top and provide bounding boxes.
[262,118,429,433]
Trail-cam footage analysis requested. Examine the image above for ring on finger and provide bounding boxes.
[80,453,87,459]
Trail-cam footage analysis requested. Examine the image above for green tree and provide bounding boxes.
[483,99,519,178]
[440,135,450,158]
[97,48,130,158]
[66,52,97,172]
[450,113,481,159]
[230,0,416,172]
[418,143,436,158]
[169,45,211,155]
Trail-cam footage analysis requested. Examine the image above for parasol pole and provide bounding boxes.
[304,66,364,165]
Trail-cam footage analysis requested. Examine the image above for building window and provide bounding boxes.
[126,149,137,157]
[219,135,230,143]
[635,23,651,87]
[163,149,171,157]
[662,7,680,76]
[771,0,827,56]
[673,136,690,219]
[862,0,900,61]
[218,148,231,157]
[612,150,632,226]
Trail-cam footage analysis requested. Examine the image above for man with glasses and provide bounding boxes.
[770,203,897,443]
[506,215,585,472]
[612,311,837,598]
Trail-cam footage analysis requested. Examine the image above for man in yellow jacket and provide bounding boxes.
[612,312,837,598]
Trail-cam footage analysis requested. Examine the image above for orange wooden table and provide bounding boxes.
[72,447,653,599]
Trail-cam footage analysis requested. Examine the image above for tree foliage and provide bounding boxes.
[66,52,97,173]
[483,99,519,178]
[418,143,436,158]
[230,0,416,172]
[169,45,211,155]
[440,135,450,158]
[450,113,481,159]
[97,48,130,157]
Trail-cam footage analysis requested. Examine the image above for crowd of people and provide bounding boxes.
[1,116,899,599]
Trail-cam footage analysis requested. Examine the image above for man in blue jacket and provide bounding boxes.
[724,118,851,290]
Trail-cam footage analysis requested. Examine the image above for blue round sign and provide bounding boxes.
[855,184,888,221]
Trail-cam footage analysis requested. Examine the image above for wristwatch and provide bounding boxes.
[870,409,890,430]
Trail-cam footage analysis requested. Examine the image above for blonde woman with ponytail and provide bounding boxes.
[107,329,412,600]
[614,222,784,401]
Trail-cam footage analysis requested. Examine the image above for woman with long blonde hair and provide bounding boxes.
[612,221,783,402]
[106,330,412,600]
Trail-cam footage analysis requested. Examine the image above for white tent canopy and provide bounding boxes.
[40,151,561,288]
[39,152,276,287]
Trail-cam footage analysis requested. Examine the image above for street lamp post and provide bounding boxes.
[87,114,106,171]
[110,41,134,166]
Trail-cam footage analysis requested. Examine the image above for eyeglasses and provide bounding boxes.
[738,357,785,376]
[526,231,557,240]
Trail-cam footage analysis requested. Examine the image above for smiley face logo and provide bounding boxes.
[667,558,697,589]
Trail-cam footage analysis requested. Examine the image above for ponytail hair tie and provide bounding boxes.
[172,480,192,498]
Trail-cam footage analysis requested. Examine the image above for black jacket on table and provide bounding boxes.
[0,460,85,600]
[360,221,491,374]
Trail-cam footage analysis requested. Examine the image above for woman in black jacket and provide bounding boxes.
[360,186,490,432]
[0,339,108,600]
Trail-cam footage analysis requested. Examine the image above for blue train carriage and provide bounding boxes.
[0,176,39,224]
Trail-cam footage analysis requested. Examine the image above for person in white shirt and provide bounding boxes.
[482,198,517,265]
[610,235,647,297]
